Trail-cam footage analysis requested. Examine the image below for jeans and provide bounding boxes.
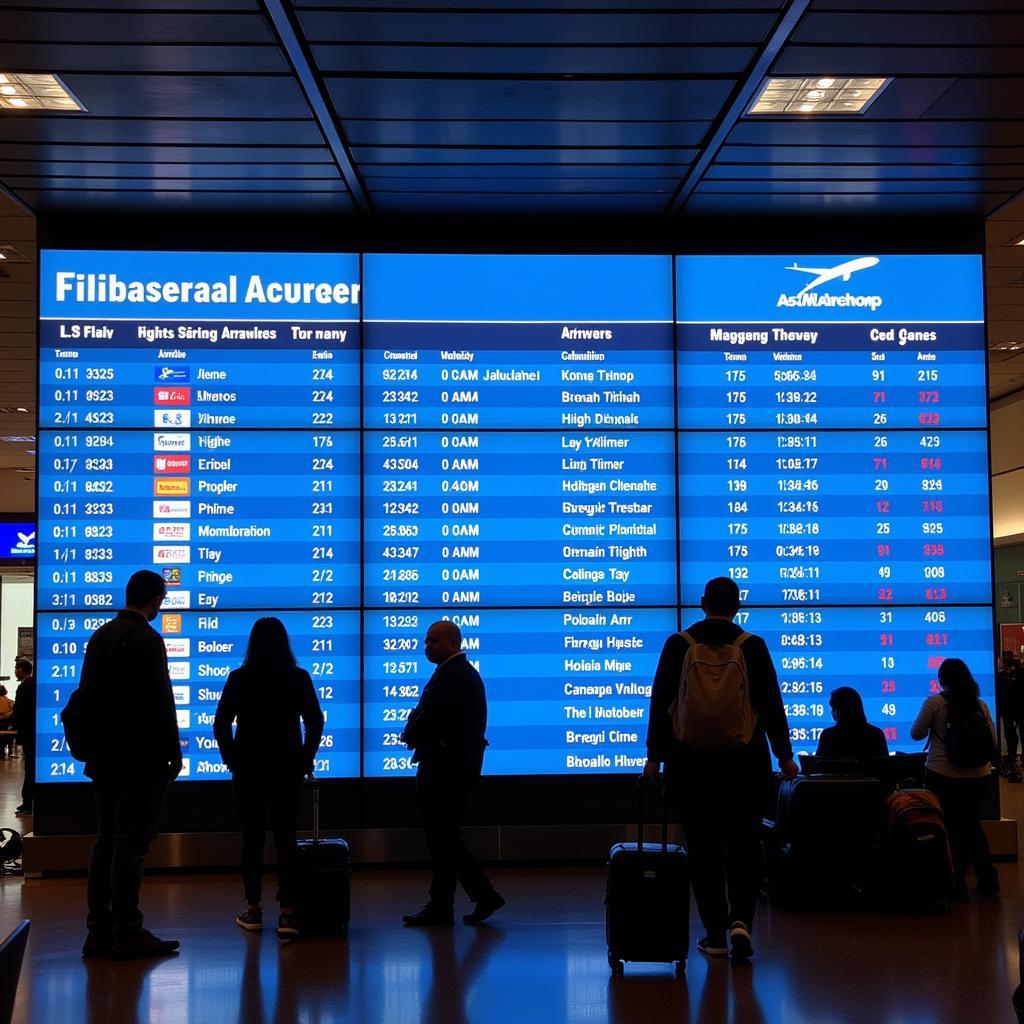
[1003,716,1024,760]
[416,763,492,907]
[233,773,302,907]
[87,779,168,934]
[925,770,997,890]
[678,773,764,936]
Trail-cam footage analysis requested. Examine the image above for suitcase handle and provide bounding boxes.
[310,780,320,844]
[637,775,669,853]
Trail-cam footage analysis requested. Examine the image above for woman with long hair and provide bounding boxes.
[214,617,324,938]
[815,686,889,758]
[910,658,998,900]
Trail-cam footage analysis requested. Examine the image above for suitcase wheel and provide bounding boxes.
[607,952,624,976]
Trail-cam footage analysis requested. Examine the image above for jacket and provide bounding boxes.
[79,610,180,781]
[403,652,488,774]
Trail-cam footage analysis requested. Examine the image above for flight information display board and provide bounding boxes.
[36,250,994,783]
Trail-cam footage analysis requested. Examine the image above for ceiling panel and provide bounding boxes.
[300,10,777,44]
[295,0,783,8]
[352,147,700,165]
[343,120,709,148]
[327,78,735,121]
[0,43,289,74]
[773,45,1024,77]
[707,164,1024,181]
[0,160,336,178]
[16,189,354,212]
[3,10,274,44]
[793,11,1024,46]
[718,145,1024,165]
[314,44,756,76]
[0,118,324,146]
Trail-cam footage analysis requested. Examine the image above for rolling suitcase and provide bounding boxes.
[605,777,689,975]
[885,787,953,911]
[294,783,351,935]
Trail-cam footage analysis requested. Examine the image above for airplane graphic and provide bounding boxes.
[15,531,34,549]
[786,256,880,296]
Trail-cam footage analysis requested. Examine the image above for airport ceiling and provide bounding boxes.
[0,0,1022,222]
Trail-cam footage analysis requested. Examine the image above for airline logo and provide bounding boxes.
[160,591,190,610]
[155,410,191,428]
[778,256,883,311]
[153,500,191,519]
[154,433,190,452]
[169,664,190,683]
[161,613,183,633]
[166,639,191,659]
[154,455,191,474]
[154,477,190,497]
[178,758,191,778]
[175,708,191,727]
[162,567,182,587]
[156,367,190,383]
[154,386,190,406]
[154,545,190,564]
[153,528,190,544]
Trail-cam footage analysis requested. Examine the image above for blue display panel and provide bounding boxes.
[36,250,995,783]
[37,610,360,782]
[364,607,677,777]
[38,251,362,781]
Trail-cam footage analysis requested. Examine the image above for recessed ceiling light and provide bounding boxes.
[0,73,85,112]
[0,244,28,263]
[749,77,890,116]
[15,407,27,412]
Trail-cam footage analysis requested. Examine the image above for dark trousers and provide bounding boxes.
[87,779,168,935]
[233,773,302,907]
[678,775,764,936]
[926,770,997,889]
[416,764,492,906]
[20,742,35,806]
[1003,715,1024,760]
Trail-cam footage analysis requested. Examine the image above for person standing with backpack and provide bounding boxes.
[910,657,998,900]
[643,577,797,962]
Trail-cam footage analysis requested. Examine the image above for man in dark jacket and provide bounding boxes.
[79,569,182,960]
[644,577,797,962]
[12,658,36,814]
[400,619,504,926]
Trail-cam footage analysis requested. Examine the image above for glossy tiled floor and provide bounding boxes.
[1,755,1022,1024]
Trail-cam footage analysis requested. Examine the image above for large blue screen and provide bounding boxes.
[36,251,994,781]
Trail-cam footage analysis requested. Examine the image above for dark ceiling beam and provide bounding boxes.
[261,0,371,215]
[666,0,812,217]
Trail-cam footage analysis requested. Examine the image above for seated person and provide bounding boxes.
[0,685,14,756]
[815,686,889,759]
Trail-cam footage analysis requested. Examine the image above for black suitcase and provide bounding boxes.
[294,783,351,935]
[768,775,885,908]
[605,777,689,975]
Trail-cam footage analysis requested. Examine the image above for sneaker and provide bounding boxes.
[402,904,455,927]
[111,928,180,961]
[463,891,506,925]
[697,934,728,957]
[729,922,754,961]
[276,913,300,941]
[81,929,113,958]
[235,907,263,932]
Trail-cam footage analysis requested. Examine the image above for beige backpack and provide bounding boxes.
[668,631,757,749]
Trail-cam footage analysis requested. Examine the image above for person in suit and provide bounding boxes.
[80,570,182,960]
[12,659,36,814]
[400,619,504,926]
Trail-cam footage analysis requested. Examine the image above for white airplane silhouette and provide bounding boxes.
[786,256,880,296]
[16,531,34,549]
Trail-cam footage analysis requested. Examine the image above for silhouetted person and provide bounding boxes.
[910,657,998,900]
[997,651,1023,779]
[645,577,796,961]
[12,660,35,813]
[214,616,324,940]
[80,570,181,960]
[815,686,889,759]
[400,620,504,926]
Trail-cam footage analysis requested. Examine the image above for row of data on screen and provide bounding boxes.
[40,319,986,430]
[36,605,993,781]
[38,427,991,609]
